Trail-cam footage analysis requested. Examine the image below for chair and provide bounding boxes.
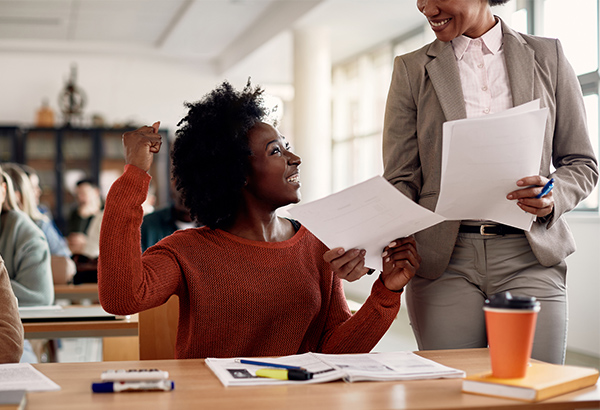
[137,295,359,360]
[138,295,179,360]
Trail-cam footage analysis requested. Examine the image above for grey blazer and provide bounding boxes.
[382,19,599,280]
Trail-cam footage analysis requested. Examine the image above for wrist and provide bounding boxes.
[379,274,404,294]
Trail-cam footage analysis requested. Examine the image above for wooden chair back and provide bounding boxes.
[138,295,179,360]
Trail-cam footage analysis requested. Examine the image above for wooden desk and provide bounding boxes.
[23,312,138,340]
[22,306,139,361]
[28,349,600,410]
[53,283,99,303]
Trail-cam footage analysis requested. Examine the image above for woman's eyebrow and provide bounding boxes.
[265,139,279,151]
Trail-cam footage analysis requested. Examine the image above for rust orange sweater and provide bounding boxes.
[99,165,400,359]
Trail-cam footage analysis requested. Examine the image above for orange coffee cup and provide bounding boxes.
[484,291,540,379]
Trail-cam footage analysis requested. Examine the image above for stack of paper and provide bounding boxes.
[288,176,445,271]
[0,363,60,392]
[436,100,548,230]
[206,351,465,386]
[287,100,548,267]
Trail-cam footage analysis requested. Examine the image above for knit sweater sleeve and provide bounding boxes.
[98,165,182,315]
[319,274,401,354]
[0,255,23,363]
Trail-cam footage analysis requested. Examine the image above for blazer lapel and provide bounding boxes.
[501,21,535,106]
[426,40,466,121]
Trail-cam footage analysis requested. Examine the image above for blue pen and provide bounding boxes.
[535,178,554,198]
[236,359,304,370]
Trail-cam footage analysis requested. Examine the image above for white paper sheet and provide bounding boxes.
[0,363,61,392]
[205,351,465,386]
[436,100,548,230]
[287,176,445,271]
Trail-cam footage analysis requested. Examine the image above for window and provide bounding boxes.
[331,26,434,192]
[538,0,599,210]
[331,47,392,192]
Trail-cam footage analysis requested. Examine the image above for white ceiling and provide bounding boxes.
[0,0,424,82]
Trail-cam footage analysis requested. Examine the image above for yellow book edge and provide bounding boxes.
[462,362,599,402]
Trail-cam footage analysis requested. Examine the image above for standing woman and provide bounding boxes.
[98,81,420,359]
[381,0,598,364]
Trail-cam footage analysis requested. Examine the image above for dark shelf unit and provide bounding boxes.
[0,126,171,234]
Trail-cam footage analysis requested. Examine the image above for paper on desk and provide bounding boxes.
[205,351,465,386]
[436,100,548,230]
[287,176,445,271]
[0,363,61,392]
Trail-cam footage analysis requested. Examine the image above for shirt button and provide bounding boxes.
[482,86,488,91]
[477,63,484,68]
[483,108,490,114]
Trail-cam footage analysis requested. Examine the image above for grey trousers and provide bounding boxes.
[406,232,567,364]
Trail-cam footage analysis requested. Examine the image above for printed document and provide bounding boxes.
[287,176,445,271]
[0,363,60,392]
[206,351,465,386]
[435,100,548,230]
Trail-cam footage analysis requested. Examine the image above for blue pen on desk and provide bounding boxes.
[535,178,554,198]
[236,359,304,370]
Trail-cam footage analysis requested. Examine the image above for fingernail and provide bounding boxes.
[360,249,366,256]
[517,180,524,186]
[381,251,388,258]
[385,257,390,263]
[507,194,513,199]
[337,248,344,255]
[389,241,396,247]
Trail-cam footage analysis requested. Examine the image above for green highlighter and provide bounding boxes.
[255,368,314,380]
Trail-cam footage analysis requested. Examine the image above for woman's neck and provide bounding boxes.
[225,211,294,242]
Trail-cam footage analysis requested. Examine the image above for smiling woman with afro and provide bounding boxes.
[97,80,421,359]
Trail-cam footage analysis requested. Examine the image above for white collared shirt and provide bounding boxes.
[451,20,513,118]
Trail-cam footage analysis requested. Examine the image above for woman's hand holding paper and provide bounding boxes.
[380,236,420,292]
[323,248,371,282]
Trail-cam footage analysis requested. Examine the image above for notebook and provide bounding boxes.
[462,362,599,402]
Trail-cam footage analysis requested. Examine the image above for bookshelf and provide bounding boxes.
[1,126,170,234]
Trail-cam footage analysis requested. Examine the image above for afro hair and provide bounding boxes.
[171,80,267,230]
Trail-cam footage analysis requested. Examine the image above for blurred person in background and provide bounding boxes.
[0,164,54,363]
[66,178,102,255]
[0,164,53,306]
[141,177,196,252]
[3,163,75,284]
[19,163,53,220]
